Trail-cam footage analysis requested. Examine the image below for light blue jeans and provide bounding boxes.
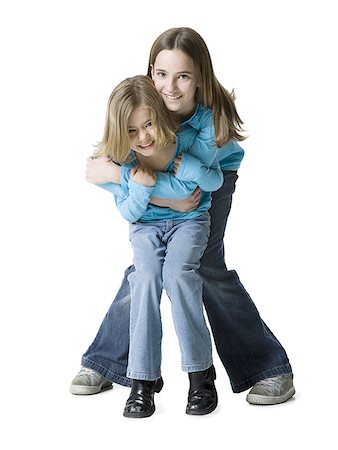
[126,213,213,381]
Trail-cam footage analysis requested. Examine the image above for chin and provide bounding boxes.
[165,102,181,112]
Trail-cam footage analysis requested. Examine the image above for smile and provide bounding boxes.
[138,141,154,149]
[164,94,183,101]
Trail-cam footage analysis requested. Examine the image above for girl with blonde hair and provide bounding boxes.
[94,74,225,417]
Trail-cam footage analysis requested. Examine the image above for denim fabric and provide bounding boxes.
[126,214,212,381]
[82,171,292,392]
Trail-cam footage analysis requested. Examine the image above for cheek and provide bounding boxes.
[153,78,163,92]
[186,83,198,97]
[147,129,155,140]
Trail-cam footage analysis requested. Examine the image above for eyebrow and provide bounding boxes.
[128,119,152,128]
[155,69,193,75]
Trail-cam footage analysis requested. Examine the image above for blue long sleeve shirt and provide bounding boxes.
[98,104,244,222]
[115,132,222,222]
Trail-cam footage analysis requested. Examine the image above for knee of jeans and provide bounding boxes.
[163,263,198,288]
[129,263,162,285]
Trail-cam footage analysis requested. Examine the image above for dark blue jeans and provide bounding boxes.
[82,171,292,393]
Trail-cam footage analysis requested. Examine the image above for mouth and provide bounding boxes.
[164,93,183,101]
[138,140,155,150]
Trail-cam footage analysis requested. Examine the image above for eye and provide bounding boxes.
[145,121,152,128]
[179,74,190,80]
[156,71,166,78]
[128,129,136,135]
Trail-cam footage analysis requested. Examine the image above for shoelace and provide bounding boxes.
[78,367,102,381]
[256,375,289,388]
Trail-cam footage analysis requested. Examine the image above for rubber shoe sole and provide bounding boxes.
[246,386,296,405]
[69,380,113,395]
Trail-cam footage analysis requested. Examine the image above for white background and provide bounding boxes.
[1,0,337,448]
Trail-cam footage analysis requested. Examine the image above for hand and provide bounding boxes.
[130,166,157,187]
[150,187,202,212]
[85,156,120,184]
[173,155,183,175]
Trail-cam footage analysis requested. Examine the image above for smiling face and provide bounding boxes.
[151,49,199,119]
[128,106,159,157]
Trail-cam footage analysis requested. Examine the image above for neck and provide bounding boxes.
[172,103,197,123]
[136,142,176,171]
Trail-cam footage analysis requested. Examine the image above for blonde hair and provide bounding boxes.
[147,27,246,147]
[96,75,178,163]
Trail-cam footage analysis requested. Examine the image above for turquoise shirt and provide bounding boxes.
[98,104,244,222]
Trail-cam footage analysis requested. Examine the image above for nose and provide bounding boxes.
[139,128,149,142]
[166,76,177,93]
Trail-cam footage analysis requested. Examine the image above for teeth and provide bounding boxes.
[165,94,182,100]
[139,142,153,148]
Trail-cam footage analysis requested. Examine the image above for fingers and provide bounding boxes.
[190,189,201,201]
[86,155,110,162]
[173,155,182,175]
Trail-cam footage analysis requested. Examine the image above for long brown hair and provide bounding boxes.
[96,75,177,163]
[147,27,246,147]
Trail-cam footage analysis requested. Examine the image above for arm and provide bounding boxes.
[174,150,223,192]
[175,106,223,191]
[115,166,156,223]
[149,171,197,199]
[85,156,125,197]
[86,156,121,184]
[86,154,196,200]
[150,187,202,212]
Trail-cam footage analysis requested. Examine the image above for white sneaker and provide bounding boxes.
[69,367,113,395]
[246,373,295,405]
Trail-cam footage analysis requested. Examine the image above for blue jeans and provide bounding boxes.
[127,214,212,380]
[82,171,292,392]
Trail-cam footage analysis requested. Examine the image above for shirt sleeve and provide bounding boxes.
[149,172,198,199]
[97,182,125,198]
[175,107,223,191]
[114,180,154,223]
[175,150,223,192]
[113,165,154,222]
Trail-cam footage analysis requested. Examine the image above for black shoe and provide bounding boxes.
[186,365,218,415]
[123,377,163,418]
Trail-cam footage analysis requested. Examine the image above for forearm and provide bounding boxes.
[115,178,154,222]
[115,194,149,222]
[86,156,124,196]
[150,187,202,213]
[175,152,223,192]
[145,172,197,199]
[193,164,223,192]
[150,197,170,207]
[86,156,121,184]
[98,182,125,197]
